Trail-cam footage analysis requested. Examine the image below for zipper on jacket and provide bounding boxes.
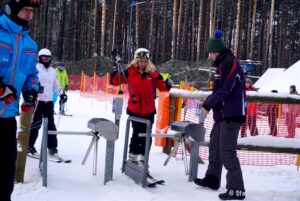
[10,31,21,85]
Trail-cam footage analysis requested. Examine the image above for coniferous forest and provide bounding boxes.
[1,0,300,75]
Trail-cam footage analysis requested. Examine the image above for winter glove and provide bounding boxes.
[59,93,68,104]
[23,90,38,106]
[64,85,68,92]
[112,57,121,72]
[21,103,34,112]
[112,64,118,72]
[145,65,156,73]
[0,79,17,104]
[165,77,174,89]
[21,90,38,112]
[38,82,44,93]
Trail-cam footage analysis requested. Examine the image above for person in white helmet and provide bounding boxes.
[27,48,67,160]
[110,48,173,167]
[0,1,41,200]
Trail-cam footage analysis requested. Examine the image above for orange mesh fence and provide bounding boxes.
[177,98,299,166]
[69,73,129,103]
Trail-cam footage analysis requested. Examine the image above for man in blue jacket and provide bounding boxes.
[0,1,41,200]
[194,30,246,200]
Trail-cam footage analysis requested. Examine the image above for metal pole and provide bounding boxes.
[121,118,131,172]
[142,120,151,187]
[40,118,48,187]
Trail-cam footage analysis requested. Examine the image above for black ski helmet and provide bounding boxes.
[4,0,41,19]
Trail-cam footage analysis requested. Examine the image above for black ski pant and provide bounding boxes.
[206,120,245,190]
[129,114,154,155]
[28,101,58,151]
[0,117,17,201]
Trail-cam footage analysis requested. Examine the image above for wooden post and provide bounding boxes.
[15,110,34,183]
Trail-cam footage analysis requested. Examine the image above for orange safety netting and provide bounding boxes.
[179,98,299,166]
[68,74,299,166]
[69,72,129,102]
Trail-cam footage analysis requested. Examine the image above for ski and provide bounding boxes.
[62,114,73,117]
[49,158,72,163]
[27,152,40,159]
[55,113,73,117]
[27,154,72,163]
[146,174,165,187]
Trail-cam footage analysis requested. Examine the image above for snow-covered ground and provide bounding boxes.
[13,91,300,201]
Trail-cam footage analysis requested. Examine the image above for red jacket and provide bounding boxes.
[111,65,170,116]
[246,86,258,116]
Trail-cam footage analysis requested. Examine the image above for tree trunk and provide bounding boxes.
[249,0,257,60]
[100,0,106,56]
[57,0,67,60]
[171,0,177,59]
[209,0,216,36]
[234,0,241,56]
[149,0,155,53]
[161,0,168,62]
[268,0,275,68]
[176,0,183,59]
[196,0,205,61]
[191,0,196,61]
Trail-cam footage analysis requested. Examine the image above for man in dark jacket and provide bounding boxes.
[194,30,246,200]
[0,1,41,200]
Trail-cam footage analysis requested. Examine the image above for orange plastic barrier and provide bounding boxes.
[155,92,170,147]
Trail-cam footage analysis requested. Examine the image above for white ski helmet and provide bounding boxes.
[134,48,150,59]
[38,48,51,57]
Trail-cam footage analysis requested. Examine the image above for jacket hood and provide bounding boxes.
[0,13,29,34]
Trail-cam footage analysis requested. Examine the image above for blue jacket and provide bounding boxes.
[0,13,39,118]
[202,49,246,122]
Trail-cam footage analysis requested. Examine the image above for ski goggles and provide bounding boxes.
[25,0,42,8]
[135,51,150,59]
[39,55,51,62]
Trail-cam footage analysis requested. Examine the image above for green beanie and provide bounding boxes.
[207,30,226,53]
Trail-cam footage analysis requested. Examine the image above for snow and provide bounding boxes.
[13,91,300,201]
[253,68,285,90]
[238,136,300,149]
[258,60,300,93]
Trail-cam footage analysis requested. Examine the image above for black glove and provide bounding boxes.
[0,79,17,104]
[23,90,38,106]
[59,94,68,104]
[111,48,122,72]
[165,77,174,89]
[113,64,118,72]
[38,82,44,93]
[65,85,68,92]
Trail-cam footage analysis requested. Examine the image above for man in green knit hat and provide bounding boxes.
[194,30,246,200]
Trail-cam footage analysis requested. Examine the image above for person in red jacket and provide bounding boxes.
[110,48,172,166]
[286,85,299,138]
[240,79,258,137]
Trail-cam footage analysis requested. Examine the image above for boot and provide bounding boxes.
[128,153,139,165]
[27,146,40,158]
[194,174,220,190]
[218,189,246,200]
[138,154,145,167]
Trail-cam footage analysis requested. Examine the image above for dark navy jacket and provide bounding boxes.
[202,49,246,122]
